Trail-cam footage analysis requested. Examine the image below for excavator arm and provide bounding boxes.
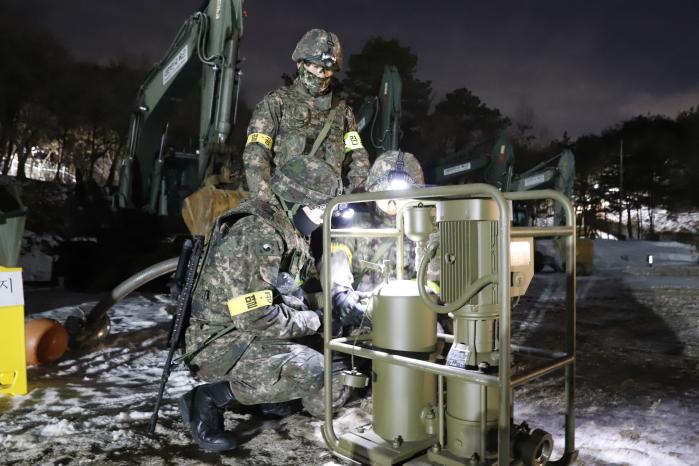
[355,65,403,154]
[511,149,575,225]
[118,0,245,212]
[436,135,515,191]
[509,149,587,274]
[510,150,574,193]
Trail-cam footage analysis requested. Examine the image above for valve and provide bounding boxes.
[514,426,553,466]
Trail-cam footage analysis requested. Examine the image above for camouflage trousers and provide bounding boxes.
[185,323,349,418]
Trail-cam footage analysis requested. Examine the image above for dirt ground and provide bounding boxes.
[1,239,698,465]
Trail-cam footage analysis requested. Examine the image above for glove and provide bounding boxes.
[314,308,342,337]
[331,285,371,328]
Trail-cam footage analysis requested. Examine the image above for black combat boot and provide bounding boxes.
[178,381,238,452]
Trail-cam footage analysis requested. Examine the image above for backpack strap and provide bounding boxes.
[307,103,339,158]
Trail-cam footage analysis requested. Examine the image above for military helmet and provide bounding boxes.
[271,156,342,207]
[367,150,424,192]
[291,28,343,71]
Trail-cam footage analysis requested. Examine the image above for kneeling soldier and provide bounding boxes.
[180,157,357,451]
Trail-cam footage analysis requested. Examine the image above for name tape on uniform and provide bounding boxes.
[227,290,274,317]
[343,131,364,153]
[246,132,274,150]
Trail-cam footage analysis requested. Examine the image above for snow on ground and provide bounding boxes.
[2,239,699,465]
[640,209,699,235]
[596,209,699,236]
[514,240,699,466]
[1,297,364,466]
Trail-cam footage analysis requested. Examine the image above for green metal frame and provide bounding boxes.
[321,184,577,465]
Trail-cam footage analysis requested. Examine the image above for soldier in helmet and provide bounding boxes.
[179,157,359,452]
[338,150,426,292]
[243,28,370,201]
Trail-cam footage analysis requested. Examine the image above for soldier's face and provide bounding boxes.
[302,205,325,225]
[298,61,333,96]
[303,62,334,79]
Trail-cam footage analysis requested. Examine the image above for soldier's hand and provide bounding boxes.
[314,308,342,337]
[331,285,371,328]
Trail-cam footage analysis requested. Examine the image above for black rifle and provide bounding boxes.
[147,235,204,436]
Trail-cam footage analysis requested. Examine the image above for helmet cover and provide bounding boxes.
[271,156,342,207]
[292,28,343,71]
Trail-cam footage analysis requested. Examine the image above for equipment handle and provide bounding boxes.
[416,239,498,314]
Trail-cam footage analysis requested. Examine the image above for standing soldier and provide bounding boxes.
[179,157,362,452]
[243,28,370,200]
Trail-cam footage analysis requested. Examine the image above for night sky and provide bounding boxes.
[9,0,699,139]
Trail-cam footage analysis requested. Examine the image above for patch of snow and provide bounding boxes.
[38,419,76,437]
[651,210,699,234]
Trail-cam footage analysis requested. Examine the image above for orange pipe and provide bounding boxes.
[25,318,68,366]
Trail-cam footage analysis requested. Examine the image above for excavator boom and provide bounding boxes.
[118,0,245,213]
[355,65,403,154]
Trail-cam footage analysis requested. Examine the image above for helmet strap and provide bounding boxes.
[278,197,301,222]
[396,150,405,172]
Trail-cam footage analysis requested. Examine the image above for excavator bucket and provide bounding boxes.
[181,185,247,236]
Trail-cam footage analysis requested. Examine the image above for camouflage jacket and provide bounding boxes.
[340,209,417,292]
[191,199,320,340]
[243,78,370,200]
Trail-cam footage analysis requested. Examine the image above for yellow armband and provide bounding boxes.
[330,242,353,265]
[343,131,364,153]
[227,290,274,317]
[246,132,274,150]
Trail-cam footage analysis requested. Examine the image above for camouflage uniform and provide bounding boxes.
[185,199,348,417]
[341,210,417,292]
[243,29,370,201]
[243,81,369,201]
[185,157,350,418]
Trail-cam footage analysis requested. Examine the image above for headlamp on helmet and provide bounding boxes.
[370,151,417,192]
[317,52,337,69]
[386,153,416,190]
[327,203,354,229]
[367,150,425,215]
